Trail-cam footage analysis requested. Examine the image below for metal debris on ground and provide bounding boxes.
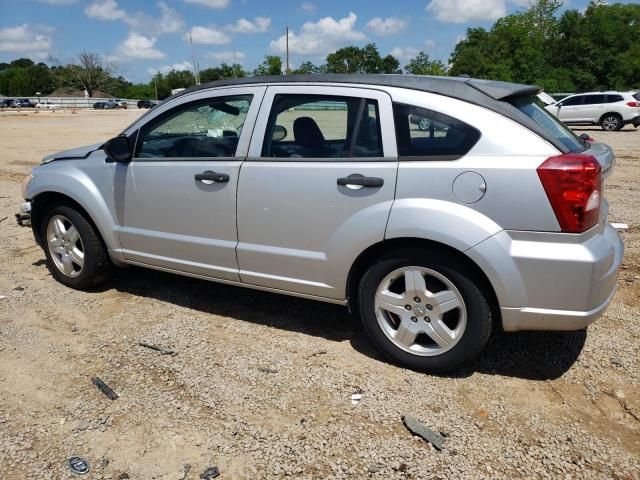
[402,415,445,451]
[610,223,629,230]
[309,350,327,358]
[91,377,119,400]
[138,341,176,356]
[200,466,220,479]
[258,366,278,373]
[351,392,363,405]
[0,216,8,223]
[68,456,90,475]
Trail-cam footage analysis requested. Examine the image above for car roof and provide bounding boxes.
[172,74,540,106]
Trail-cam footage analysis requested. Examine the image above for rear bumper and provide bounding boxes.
[500,286,617,331]
[467,223,624,332]
[626,115,640,126]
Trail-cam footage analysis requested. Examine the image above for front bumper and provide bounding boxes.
[15,201,31,227]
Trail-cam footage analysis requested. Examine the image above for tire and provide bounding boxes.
[41,205,112,290]
[357,250,492,373]
[600,113,623,131]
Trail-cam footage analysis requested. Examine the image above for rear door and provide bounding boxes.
[580,94,607,122]
[236,85,397,300]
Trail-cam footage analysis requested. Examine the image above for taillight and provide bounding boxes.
[537,154,602,233]
[627,101,640,107]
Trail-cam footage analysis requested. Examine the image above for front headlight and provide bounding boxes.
[21,173,32,199]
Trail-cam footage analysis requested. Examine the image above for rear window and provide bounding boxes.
[606,94,624,103]
[393,103,480,159]
[634,92,640,101]
[510,96,586,153]
[583,94,606,105]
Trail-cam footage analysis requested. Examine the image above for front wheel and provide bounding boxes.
[41,205,112,290]
[358,252,492,372]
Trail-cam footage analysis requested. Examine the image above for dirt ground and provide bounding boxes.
[0,109,638,479]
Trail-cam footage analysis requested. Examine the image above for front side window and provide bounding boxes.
[261,94,382,158]
[136,95,252,158]
[393,103,480,159]
[561,96,584,106]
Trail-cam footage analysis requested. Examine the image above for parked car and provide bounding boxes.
[12,98,35,108]
[114,99,128,109]
[16,75,623,372]
[0,98,13,108]
[137,99,159,109]
[536,91,556,106]
[35,101,61,109]
[93,100,116,109]
[545,91,640,131]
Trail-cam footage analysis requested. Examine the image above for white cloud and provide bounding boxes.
[186,25,231,44]
[148,60,193,75]
[110,32,166,60]
[366,17,407,36]
[0,24,54,56]
[124,2,185,36]
[269,12,366,56]
[300,2,316,13]
[85,0,126,21]
[390,46,420,63]
[205,51,247,63]
[425,0,507,23]
[225,17,271,34]
[182,0,229,8]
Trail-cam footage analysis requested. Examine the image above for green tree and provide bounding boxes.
[291,61,324,74]
[325,43,400,74]
[253,56,283,76]
[404,51,446,76]
[200,63,246,82]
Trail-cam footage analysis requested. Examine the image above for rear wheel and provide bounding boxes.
[600,113,623,131]
[358,251,492,372]
[41,205,112,290]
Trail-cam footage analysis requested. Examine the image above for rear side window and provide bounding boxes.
[510,96,585,153]
[583,94,606,105]
[606,94,624,103]
[634,92,640,101]
[393,103,480,159]
[561,96,584,106]
[261,94,382,158]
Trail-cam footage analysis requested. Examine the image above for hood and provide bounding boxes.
[41,143,103,164]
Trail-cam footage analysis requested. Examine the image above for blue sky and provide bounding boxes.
[0,0,637,83]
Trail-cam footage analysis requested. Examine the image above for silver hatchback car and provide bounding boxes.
[16,75,624,372]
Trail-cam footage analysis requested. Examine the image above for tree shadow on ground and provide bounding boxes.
[100,266,586,381]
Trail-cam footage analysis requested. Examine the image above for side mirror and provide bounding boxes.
[272,125,287,142]
[104,135,132,162]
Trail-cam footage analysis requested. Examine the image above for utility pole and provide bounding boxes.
[190,31,200,85]
[154,77,158,100]
[285,26,289,75]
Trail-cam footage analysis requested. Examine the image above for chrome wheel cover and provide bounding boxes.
[46,214,84,278]
[374,266,467,356]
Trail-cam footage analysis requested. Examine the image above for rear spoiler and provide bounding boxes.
[466,79,540,101]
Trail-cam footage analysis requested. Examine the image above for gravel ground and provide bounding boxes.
[0,110,638,479]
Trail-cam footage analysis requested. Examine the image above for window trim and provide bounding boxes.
[246,85,397,162]
[129,86,266,162]
[393,102,481,161]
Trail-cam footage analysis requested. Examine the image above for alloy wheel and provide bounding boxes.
[602,116,620,131]
[374,266,467,356]
[46,214,85,278]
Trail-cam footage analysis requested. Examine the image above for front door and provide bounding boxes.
[116,87,265,280]
[236,85,398,299]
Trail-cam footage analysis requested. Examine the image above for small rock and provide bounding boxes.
[610,356,623,367]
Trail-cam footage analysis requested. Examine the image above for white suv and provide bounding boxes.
[546,91,640,131]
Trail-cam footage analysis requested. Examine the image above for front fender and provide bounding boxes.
[27,161,121,252]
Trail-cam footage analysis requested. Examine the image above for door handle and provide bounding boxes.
[195,170,229,184]
[337,174,384,189]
